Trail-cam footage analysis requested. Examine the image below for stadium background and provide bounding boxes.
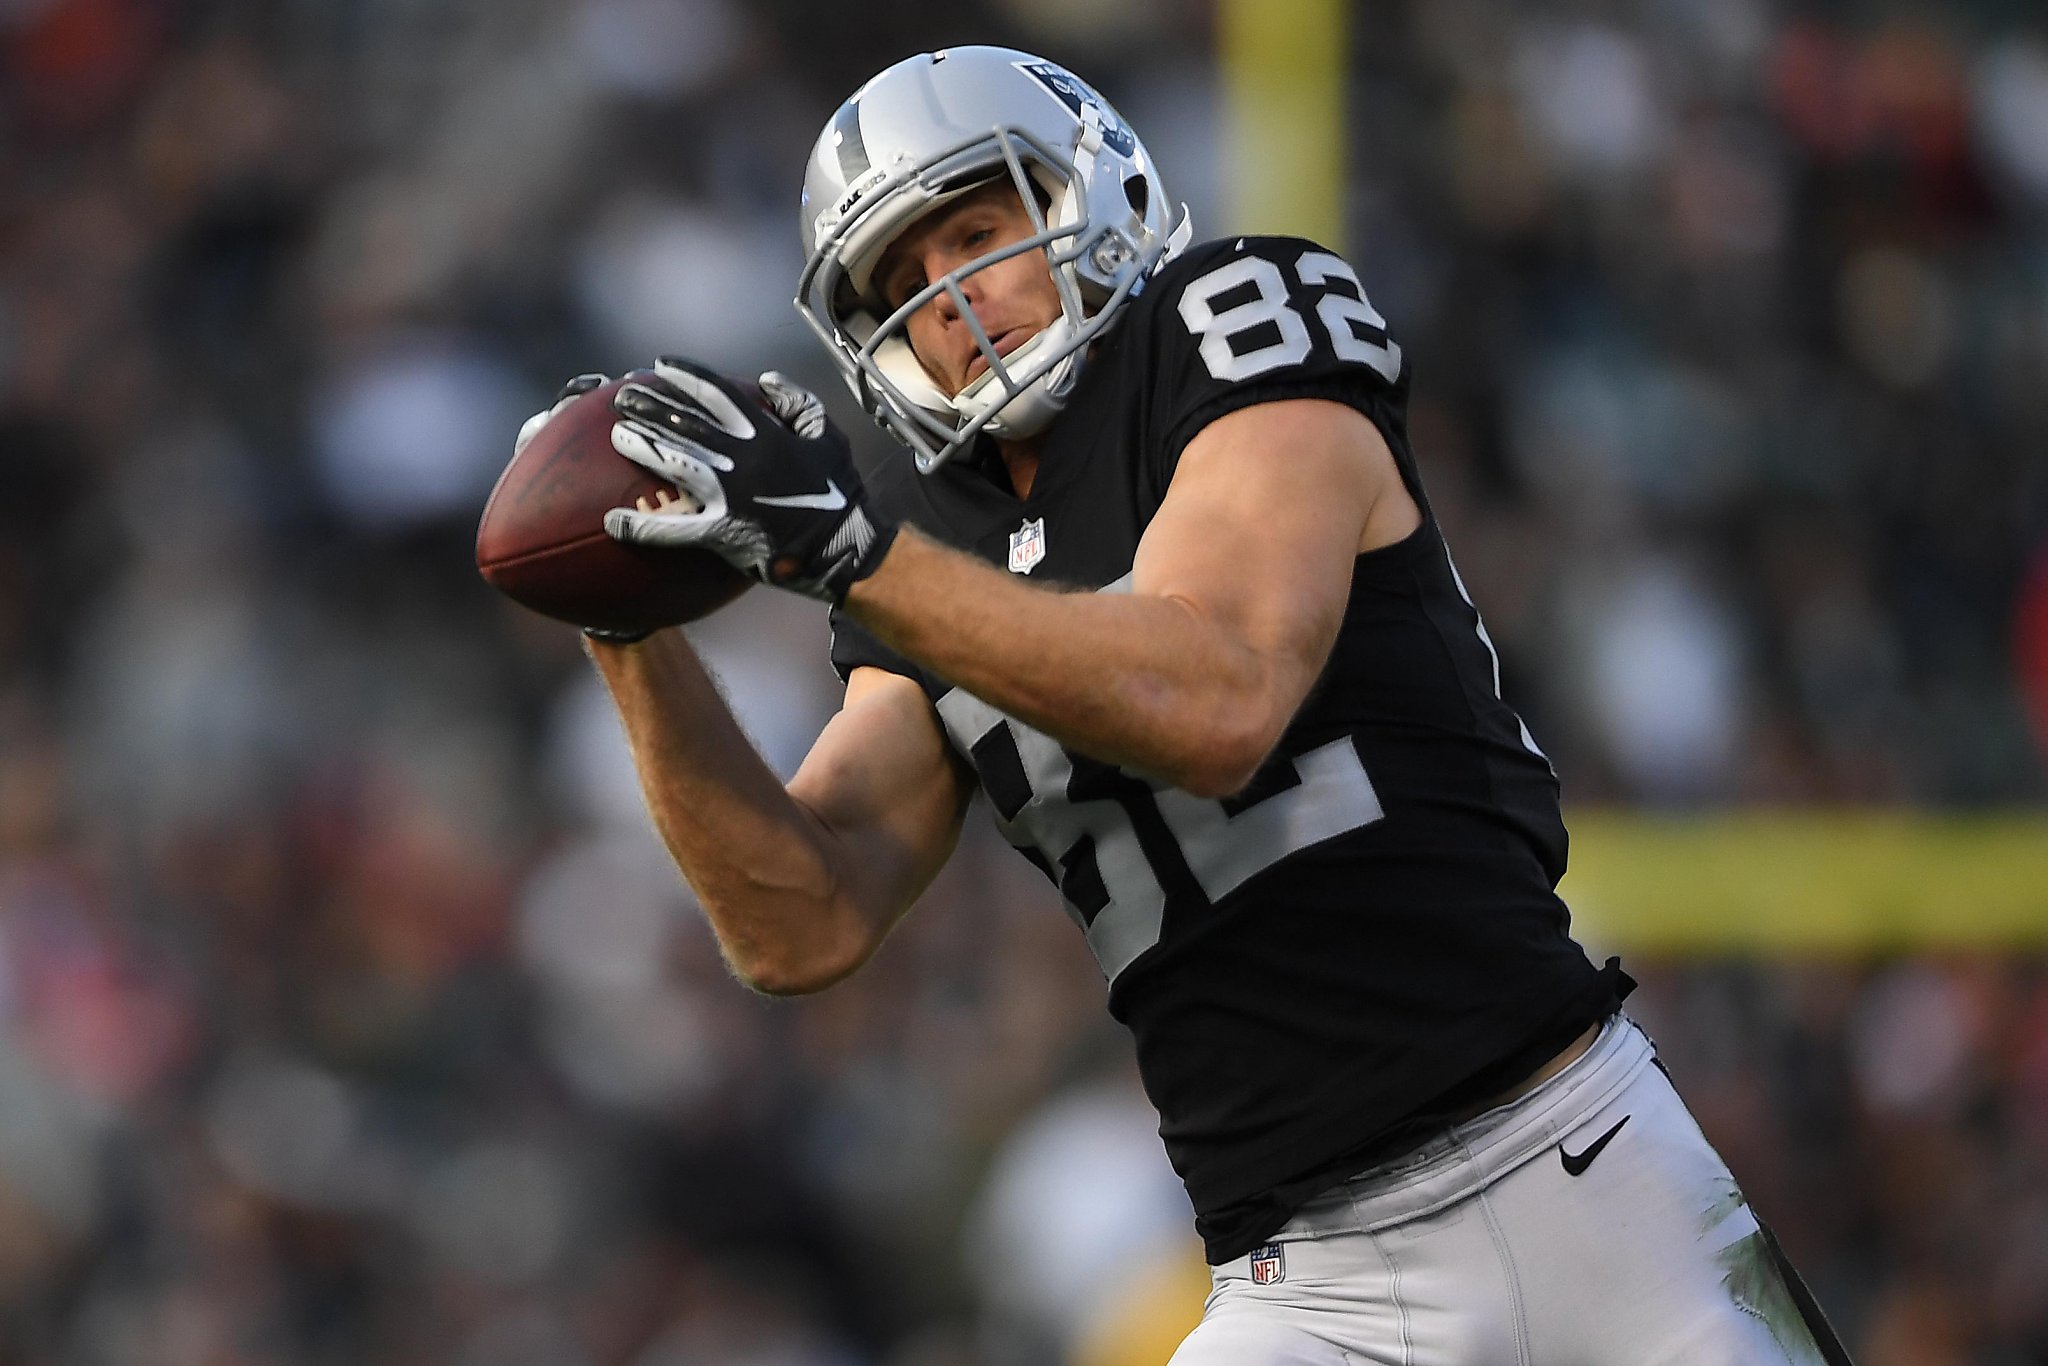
[2,0,2046,1361]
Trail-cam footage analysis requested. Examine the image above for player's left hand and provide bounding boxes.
[605,357,896,603]
[514,371,607,455]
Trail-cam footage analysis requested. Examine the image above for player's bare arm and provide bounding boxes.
[588,632,971,993]
[840,400,1420,797]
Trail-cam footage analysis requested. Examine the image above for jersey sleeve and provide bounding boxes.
[1140,236,1410,491]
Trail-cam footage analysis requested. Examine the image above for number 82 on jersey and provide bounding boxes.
[1177,248,1403,386]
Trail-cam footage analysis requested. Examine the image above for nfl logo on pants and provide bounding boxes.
[1250,1243,1285,1285]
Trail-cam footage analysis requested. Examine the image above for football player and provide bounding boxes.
[537,46,1854,1365]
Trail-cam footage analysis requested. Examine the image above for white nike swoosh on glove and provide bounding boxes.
[756,481,847,511]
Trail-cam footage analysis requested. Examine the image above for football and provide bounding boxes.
[476,371,750,634]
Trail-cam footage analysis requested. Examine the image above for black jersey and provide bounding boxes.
[828,236,1628,1262]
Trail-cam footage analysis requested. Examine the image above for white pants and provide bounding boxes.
[1172,1017,1849,1366]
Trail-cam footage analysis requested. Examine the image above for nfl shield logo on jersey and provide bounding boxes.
[1008,517,1047,574]
[1250,1242,1285,1285]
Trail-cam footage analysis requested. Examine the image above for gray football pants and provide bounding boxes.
[1172,1017,1851,1366]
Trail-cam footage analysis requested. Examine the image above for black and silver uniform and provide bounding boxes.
[828,236,1630,1263]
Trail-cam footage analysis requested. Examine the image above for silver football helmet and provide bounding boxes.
[796,47,1191,472]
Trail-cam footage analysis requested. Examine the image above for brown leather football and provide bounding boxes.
[476,371,750,634]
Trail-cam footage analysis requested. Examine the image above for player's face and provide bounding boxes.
[875,184,1062,399]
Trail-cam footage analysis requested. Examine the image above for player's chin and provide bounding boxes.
[958,345,1013,389]
[959,329,1033,390]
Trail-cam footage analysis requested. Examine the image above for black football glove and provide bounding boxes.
[514,371,607,455]
[605,358,896,604]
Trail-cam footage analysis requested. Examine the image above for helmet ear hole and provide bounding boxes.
[1123,174,1150,217]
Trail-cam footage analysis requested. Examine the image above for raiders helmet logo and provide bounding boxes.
[1014,60,1138,157]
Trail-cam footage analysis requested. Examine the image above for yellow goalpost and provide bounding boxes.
[1219,0,1348,249]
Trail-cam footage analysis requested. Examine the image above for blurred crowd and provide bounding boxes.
[1,0,2045,1362]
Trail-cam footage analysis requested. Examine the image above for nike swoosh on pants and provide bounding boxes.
[1559,1115,1630,1176]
